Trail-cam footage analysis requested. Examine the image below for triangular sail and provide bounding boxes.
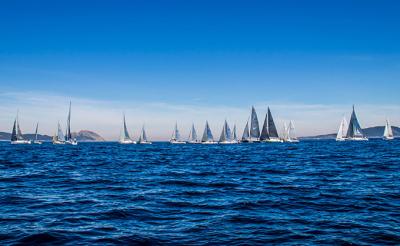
[250,106,260,139]
[384,119,394,138]
[11,119,17,141]
[65,101,72,141]
[171,123,181,141]
[122,114,131,141]
[267,107,279,138]
[219,123,226,142]
[346,106,365,138]
[201,121,214,142]
[141,126,148,142]
[287,121,297,140]
[241,120,250,141]
[225,120,232,141]
[260,112,270,141]
[35,123,39,141]
[57,122,65,142]
[189,124,197,142]
[336,117,347,140]
[232,124,237,141]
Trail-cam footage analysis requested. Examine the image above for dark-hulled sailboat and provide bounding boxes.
[260,107,282,142]
[346,105,368,141]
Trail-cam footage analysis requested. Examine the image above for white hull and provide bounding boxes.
[187,141,200,144]
[347,137,368,141]
[138,141,152,144]
[219,141,237,144]
[261,138,283,143]
[65,140,78,145]
[170,140,186,144]
[383,136,394,140]
[11,140,32,144]
[33,140,43,144]
[53,140,65,145]
[336,138,346,141]
[201,141,218,144]
[119,140,136,144]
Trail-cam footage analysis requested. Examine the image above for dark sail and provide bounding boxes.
[260,112,270,141]
[65,102,72,141]
[267,107,279,138]
[232,124,237,141]
[346,105,365,138]
[35,122,39,141]
[250,106,260,139]
[219,123,226,142]
[201,121,214,142]
[241,120,250,141]
[11,119,17,141]
[123,114,131,140]
[190,124,197,141]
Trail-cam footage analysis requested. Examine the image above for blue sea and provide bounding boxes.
[0,140,399,245]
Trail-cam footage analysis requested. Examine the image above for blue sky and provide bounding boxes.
[0,0,400,139]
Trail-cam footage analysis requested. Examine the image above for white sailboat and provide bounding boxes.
[65,101,77,145]
[170,122,186,144]
[53,121,66,144]
[119,114,136,144]
[137,125,152,144]
[284,121,299,143]
[10,112,31,144]
[201,121,217,144]
[187,124,199,144]
[383,118,394,140]
[260,107,282,142]
[346,105,368,141]
[336,117,348,141]
[231,124,238,143]
[219,120,235,144]
[33,122,42,144]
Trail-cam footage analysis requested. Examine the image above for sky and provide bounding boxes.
[0,0,400,140]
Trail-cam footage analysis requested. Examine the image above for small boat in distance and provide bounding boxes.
[232,124,238,143]
[249,106,260,142]
[10,112,31,144]
[383,118,394,140]
[241,119,250,143]
[201,121,217,144]
[119,114,136,144]
[170,123,186,144]
[336,116,348,141]
[284,121,299,143]
[33,122,42,144]
[137,125,152,144]
[346,105,368,141]
[260,107,282,142]
[65,102,77,145]
[188,124,199,144]
[219,120,235,144]
[53,122,66,144]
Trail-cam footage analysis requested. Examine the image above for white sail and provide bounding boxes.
[287,121,298,141]
[171,123,181,141]
[201,121,215,143]
[188,124,198,143]
[384,119,394,139]
[336,117,347,141]
[138,126,151,144]
[57,122,65,142]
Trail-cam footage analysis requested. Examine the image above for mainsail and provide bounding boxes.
[287,121,297,140]
[139,126,148,142]
[171,123,181,141]
[336,117,348,140]
[201,121,214,142]
[11,118,17,141]
[232,124,237,141]
[346,105,365,138]
[267,107,279,138]
[121,114,131,141]
[57,122,65,142]
[260,112,270,141]
[188,124,198,142]
[241,120,250,141]
[219,120,232,142]
[384,119,394,138]
[65,101,72,141]
[250,106,260,140]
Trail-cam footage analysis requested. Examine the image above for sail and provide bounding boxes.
[35,123,39,141]
[219,123,226,142]
[384,119,394,138]
[241,120,250,141]
[225,120,232,141]
[122,114,131,140]
[65,101,72,141]
[11,119,17,141]
[282,122,288,141]
[201,121,214,142]
[140,126,148,142]
[250,106,260,139]
[336,117,347,140]
[260,113,270,141]
[172,123,181,141]
[267,107,279,138]
[288,121,297,140]
[232,124,237,141]
[189,124,197,142]
[57,122,65,142]
[346,106,365,138]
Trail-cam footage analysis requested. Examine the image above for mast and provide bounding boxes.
[250,106,260,140]
[267,107,279,138]
[66,101,72,141]
[35,122,39,141]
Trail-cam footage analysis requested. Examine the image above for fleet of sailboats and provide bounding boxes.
[8,104,397,144]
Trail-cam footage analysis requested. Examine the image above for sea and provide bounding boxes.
[0,140,399,245]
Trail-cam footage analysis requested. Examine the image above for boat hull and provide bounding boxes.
[201,141,218,144]
[11,140,32,144]
[261,138,283,143]
[119,140,136,144]
[53,140,65,145]
[383,136,394,140]
[170,140,186,144]
[33,140,43,144]
[347,137,368,141]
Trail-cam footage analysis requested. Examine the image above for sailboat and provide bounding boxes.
[10,112,31,144]
[170,122,186,144]
[33,122,42,144]
[65,102,77,145]
[219,120,235,144]
[346,105,368,141]
[284,121,299,142]
[336,117,348,141]
[137,125,152,144]
[201,121,217,144]
[232,124,238,143]
[260,107,282,142]
[241,119,250,143]
[53,121,65,144]
[249,106,260,142]
[383,118,394,140]
[187,124,199,143]
[119,114,136,144]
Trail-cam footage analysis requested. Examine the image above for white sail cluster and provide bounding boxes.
[119,114,152,144]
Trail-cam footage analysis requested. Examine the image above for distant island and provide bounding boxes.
[302,126,400,139]
[0,130,105,141]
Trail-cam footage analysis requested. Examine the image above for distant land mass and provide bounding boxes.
[0,130,105,142]
[303,126,400,139]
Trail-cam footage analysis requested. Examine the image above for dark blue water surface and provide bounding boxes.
[1,140,399,245]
